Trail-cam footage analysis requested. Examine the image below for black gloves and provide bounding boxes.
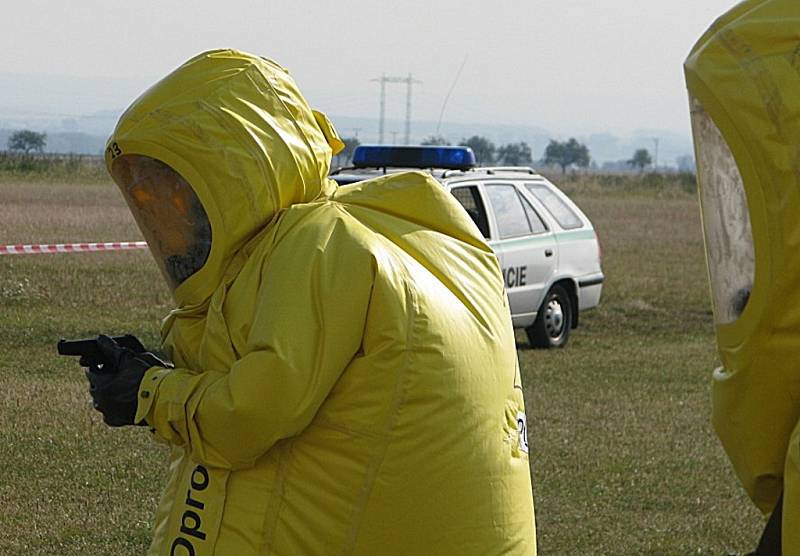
[83,334,171,427]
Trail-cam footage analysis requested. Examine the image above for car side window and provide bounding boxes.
[450,186,490,239]
[525,182,583,229]
[484,184,531,239]
[521,196,547,234]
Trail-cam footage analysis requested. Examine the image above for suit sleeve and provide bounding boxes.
[135,214,375,469]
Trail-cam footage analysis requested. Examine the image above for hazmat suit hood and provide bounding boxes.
[105,49,344,307]
[685,0,800,514]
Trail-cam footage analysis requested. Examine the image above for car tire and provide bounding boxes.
[526,284,572,349]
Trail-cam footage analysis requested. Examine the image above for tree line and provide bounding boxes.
[335,134,662,174]
[6,128,672,174]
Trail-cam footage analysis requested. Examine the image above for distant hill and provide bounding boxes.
[0,71,695,164]
[0,109,695,167]
[331,116,694,169]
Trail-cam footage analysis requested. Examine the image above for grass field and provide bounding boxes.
[0,175,764,555]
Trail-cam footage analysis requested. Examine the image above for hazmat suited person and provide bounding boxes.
[81,50,537,554]
[685,1,800,553]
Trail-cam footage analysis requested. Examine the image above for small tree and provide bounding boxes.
[460,135,496,166]
[8,130,47,154]
[420,135,450,146]
[543,138,590,174]
[543,140,566,172]
[495,142,533,166]
[567,138,591,170]
[628,149,653,172]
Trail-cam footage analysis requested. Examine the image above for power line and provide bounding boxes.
[436,55,468,136]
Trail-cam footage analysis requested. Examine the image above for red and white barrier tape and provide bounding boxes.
[0,241,148,256]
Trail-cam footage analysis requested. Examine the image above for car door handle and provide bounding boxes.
[545,249,554,257]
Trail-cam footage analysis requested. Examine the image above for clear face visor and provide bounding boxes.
[111,155,212,291]
[690,97,755,325]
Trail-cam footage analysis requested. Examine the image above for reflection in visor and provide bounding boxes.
[165,243,212,286]
[690,98,755,325]
[731,288,750,319]
[111,155,212,290]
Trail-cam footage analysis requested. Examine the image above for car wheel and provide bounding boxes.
[526,284,572,349]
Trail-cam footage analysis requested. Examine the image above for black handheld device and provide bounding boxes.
[57,334,146,367]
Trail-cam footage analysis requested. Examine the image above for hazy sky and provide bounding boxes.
[1,0,738,137]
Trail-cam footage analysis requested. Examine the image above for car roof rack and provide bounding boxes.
[480,166,538,175]
[439,166,540,180]
[439,169,470,179]
[331,165,393,174]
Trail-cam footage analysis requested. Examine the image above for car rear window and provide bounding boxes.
[521,196,547,234]
[525,183,583,229]
[484,184,532,239]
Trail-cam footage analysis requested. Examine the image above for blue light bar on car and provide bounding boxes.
[352,145,477,170]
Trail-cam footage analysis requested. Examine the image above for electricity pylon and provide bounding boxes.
[371,74,422,144]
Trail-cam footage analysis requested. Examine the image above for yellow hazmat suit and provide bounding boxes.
[685,0,800,550]
[104,50,536,555]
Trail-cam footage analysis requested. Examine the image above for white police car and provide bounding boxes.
[331,145,604,348]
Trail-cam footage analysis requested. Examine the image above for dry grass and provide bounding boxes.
[0,154,108,185]
[521,179,762,555]
[0,182,171,554]
[0,182,136,244]
[0,176,764,554]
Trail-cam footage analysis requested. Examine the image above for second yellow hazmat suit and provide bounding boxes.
[686,0,800,551]
[104,50,536,554]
